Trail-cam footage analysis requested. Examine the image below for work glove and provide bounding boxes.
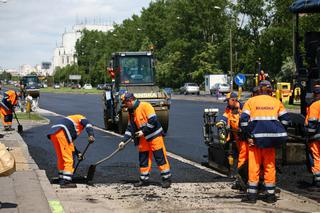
[118,141,125,150]
[135,130,144,138]
[77,151,85,161]
[247,138,255,147]
[215,121,225,128]
[88,135,95,144]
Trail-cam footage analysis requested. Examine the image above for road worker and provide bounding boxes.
[305,85,320,188]
[0,90,20,131]
[240,80,289,203]
[258,70,266,82]
[216,92,247,190]
[47,115,94,188]
[119,92,172,188]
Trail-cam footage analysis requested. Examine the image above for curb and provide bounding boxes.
[13,122,65,213]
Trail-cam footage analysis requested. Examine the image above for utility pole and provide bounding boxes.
[230,28,233,92]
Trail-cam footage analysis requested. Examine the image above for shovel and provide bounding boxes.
[13,111,23,133]
[74,143,91,174]
[86,137,133,182]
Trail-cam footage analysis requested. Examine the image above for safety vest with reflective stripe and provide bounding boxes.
[47,114,94,143]
[240,94,289,148]
[1,90,18,110]
[123,101,163,142]
[305,99,320,141]
[220,101,243,141]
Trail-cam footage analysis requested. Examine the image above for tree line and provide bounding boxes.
[54,0,320,88]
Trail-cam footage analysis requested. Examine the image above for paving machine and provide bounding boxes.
[203,1,320,175]
[103,52,170,134]
[203,108,231,175]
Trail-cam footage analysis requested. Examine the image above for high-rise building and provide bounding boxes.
[52,24,113,72]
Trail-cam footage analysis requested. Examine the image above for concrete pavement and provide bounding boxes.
[0,120,64,213]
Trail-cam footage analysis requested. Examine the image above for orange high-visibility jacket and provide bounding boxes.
[1,90,18,110]
[47,114,94,143]
[124,100,163,142]
[305,99,320,140]
[220,101,243,141]
[240,94,289,148]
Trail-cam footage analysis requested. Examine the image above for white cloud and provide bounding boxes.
[0,0,151,69]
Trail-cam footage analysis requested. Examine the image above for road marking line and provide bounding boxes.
[48,200,64,213]
[40,108,227,177]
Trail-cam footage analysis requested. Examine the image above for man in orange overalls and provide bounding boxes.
[119,92,171,188]
[47,115,95,188]
[305,85,320,188]
[216,92,248,190]
[240,80,289,203]
[0,90,19,131]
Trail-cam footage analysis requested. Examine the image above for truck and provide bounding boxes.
[204,74,228,94]
[103,52,171,134]
[21,75,40,111]
[21,75,40,98]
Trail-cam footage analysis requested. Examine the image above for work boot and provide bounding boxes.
[133,180,149,187]
[60,180,77,188]
[4,126,15,131]
[241,194,257,204]
[264,194,276,204]
[161,178,172,188]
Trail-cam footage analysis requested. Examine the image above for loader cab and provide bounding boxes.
[111,52,155,90]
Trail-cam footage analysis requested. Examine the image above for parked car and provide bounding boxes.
[83,83,93,89]
[53,84,60,89]
[96,84,106,90]
[180,83,200,95]
[71,83,81,89]
[210,83,231,95]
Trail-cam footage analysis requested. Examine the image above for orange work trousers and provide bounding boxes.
[50,129,75,174]
[309,141,320,180]
[248,146,276,194]
[236,140,248,169]
[138,136,170,180]
[0,106,13,127]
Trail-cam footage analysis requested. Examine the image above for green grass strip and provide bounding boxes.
[16,112,45,121]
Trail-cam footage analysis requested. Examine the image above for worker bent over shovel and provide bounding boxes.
[47,114,94,188]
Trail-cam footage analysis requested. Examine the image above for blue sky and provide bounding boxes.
[0,0,151,69]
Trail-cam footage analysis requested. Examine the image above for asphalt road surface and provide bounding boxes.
[21,92,320,203]
[23,92,228,184]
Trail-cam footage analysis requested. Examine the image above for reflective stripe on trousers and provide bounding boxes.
[138,136,171,178]
[50,129,75,174]
[248,146,276,194]
[309,141,320,177]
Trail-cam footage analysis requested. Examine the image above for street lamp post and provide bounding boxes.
[214,5,234,92]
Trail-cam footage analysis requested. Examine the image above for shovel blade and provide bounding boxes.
[86,165,96,182]
[18,125,23,133]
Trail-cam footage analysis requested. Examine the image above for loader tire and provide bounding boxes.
[117,111,128,134]
[156,110,169,133]
[103,110,114,131]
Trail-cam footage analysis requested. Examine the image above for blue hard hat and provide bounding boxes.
[121,92,135,102]
[313,87,320,94]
